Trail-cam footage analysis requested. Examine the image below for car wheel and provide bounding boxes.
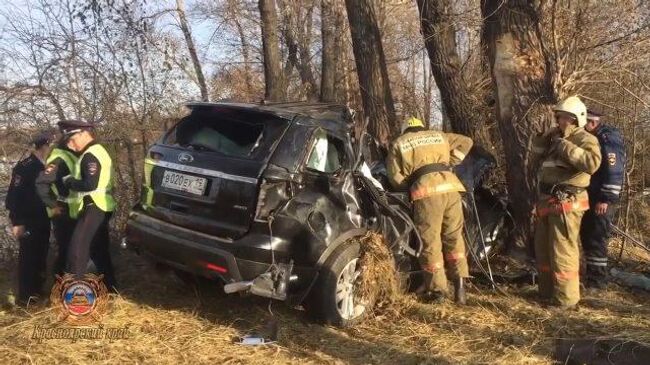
[305,240,372,327]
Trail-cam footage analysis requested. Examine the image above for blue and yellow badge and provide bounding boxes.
[50,274,109,325]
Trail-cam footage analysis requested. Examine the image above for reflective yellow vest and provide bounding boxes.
[46,148,80,219]
[73,144,116,214]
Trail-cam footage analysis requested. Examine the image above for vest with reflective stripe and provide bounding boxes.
[391,131,466,200]
[46,148,80,218]
[73,144,115,213]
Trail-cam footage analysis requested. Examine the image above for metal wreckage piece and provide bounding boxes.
[610,223,650,255]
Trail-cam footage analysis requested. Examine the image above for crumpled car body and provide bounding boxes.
[125,101,509,325]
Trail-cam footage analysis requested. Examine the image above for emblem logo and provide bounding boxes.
[50,274,109,325]
[45,164,56,175]
[607,153,616,166]
[178,152,194,164]
[88,162,98,175]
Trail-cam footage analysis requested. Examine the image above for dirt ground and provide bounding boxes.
[1,239,649,365]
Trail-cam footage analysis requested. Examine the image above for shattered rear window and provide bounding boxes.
[164,108,286,160]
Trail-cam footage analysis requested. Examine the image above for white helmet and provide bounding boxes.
[553,96,587,127]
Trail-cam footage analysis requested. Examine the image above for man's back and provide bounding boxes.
[387,129,472,200]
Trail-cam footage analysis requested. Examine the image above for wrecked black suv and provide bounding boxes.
[126,101,509,326]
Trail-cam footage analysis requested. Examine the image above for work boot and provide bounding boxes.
[415,271,445,304]
[453,278,467,305]
[417,290,446,304]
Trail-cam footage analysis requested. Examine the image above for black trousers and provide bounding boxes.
[17,224,50,301]
[579,203,617,282]
[52,213,76,276]
[66,204,116,289]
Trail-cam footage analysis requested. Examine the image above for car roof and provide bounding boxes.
[185,101,353,128]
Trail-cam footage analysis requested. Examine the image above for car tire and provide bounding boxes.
[304,240,373,327]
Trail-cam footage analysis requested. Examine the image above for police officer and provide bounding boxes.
[580,110,625,289]
[58,120,117,290]
[387,116,473,305]
[35,130,79,276]
[5,130,54,305]
[532,96,601,309]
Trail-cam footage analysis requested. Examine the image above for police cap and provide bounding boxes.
[586,109,603,121]
[57,119,95,137]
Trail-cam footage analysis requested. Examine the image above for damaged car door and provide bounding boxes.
[297,128,364,255]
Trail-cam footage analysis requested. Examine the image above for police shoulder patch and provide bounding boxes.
[607,152,616,166]
[88,162,98,175]
[45,164,56,175]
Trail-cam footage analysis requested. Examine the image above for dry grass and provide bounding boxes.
[1,235,649,364]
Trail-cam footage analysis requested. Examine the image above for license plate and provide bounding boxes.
[161,170,207,195]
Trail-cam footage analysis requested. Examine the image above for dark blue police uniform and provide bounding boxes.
[5,150,51,304]
[579,123,625,287]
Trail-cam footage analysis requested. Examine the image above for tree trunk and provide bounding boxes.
[259,0,286,101]
[176,0,209,102]
[416,0,482,138]
[320,0,339,102]
[297,4,318,99]
[233,17,254,98]
[344,0,398,143]
[482,0,556,253]
[280,1,318,100]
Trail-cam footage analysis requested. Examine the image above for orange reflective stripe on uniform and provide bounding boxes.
[536,198,590,217]
[422,262,443,273]
[445,252,465,262]
[554,271,579,280]
[410,182,461,200]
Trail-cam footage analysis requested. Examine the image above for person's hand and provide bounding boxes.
[50,205,64,217]
[62,175,73,188]
[595,202,609,216]
[11,225,25,239]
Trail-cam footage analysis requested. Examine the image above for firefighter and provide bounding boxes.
[387,116,473,304]
[58,120,117,290]
[580,110,625,289]
[5,130,54,305]
[35,130,80,276]
[532,96,601,309]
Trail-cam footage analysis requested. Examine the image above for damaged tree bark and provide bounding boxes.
[481,0,557,252]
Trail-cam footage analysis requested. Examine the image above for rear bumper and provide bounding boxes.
[125,210,317,298]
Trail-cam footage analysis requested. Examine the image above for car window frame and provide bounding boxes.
[301,128,348,177]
